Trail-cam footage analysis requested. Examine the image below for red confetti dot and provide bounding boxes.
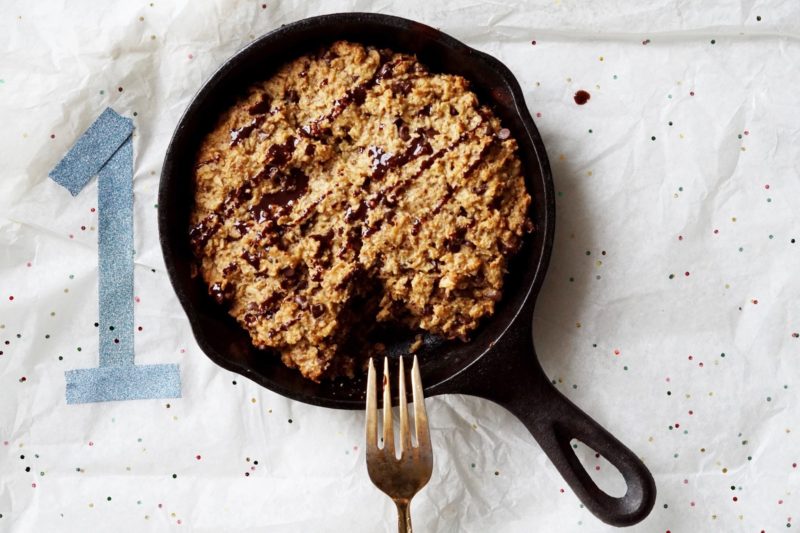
[765,184,770,189]
[81,226,86,231]
[26,262,31,267]
[595,465,600,471]
[88,441,94,446]
[678,235,683,240]
[684,271,690,276]
[138,326,143,331]
[32,483,36,488]
[531,40,537,45]
[675,423,680,428]
[134,296,141,303]
[614,349,620,356]
[793,463,797,468]
[793,333,799,338]
[690,501,695,507]
[560,488,565,493]
[752,299,759,304]
[19,376,26,383]
[90,207,96,212]
[779,499,784,504]
[665,377,671,382]
[744,130,749,135]
[118,87,123,92]
[689,91,695,96]
[535,112,542,118]
[688,410,694,415]
[8,295,14,301]
[69,234,74,239]
[688,355,693,361]
[733,496,738,502]
[699,362,704,367]
[177,520,182,525]
[261,3,266,7]
[188,54,193,59]
[196,455,201,460]
[642,39,651,45]
[50,134,55,139]
[713,229,719,234]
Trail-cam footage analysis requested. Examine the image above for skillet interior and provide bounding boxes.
[158,12,553,408]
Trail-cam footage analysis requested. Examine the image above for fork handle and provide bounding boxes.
[394,499,412,533]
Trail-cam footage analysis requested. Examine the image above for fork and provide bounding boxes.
[366,356,434,533]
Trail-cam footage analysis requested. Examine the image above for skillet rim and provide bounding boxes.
[158,12,555,409]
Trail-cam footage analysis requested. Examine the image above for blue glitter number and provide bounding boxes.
[50,108,181,404]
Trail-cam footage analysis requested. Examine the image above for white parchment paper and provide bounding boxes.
[1,1,799,531]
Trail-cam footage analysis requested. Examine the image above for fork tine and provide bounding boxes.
[398,357,411,455]
[382,357,394,455]
[411,355,431,449]
[365,358,377,449]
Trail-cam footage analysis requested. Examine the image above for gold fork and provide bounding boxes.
[366,356,433,533]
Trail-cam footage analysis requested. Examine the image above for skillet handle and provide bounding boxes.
[436,319,656,526]
[508,378,657,527]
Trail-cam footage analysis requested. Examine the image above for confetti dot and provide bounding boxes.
[117,87,123,92]
[711,39,716,44]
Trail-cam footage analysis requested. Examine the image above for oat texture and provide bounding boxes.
[190,41,531,381]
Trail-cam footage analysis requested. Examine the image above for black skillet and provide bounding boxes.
[158,12,656,527]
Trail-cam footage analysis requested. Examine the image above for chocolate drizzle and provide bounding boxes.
[344,201,367,223]
[189,214,220,252]
[230,116,265,147]
[300,57,401,140]
[250,168,309,224]
[367,135,433,184]
[248,95,272,115]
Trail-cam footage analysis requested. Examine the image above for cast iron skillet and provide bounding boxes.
[159,12,656,527]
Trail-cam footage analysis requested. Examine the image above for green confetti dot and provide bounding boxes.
[585,251,591,256]
[100,90,104,95]
[668,121,673,126]
[769,234,774,239]
[651,136,656,141]
[613,74,618,79]
[767,198,772,203]
[667,94,672,99]
[738,134,742,139]
[678,186,683,192]
[557,191,564,197]
[669,274,675,279]
[720,352,726,357]
[739,247,744,252]
[107,496,111,501]
[69,274,74,279]
[766,397,772,402]
[172,474,177,479]
[710,39,716,44]
[588,129,593,134]
[77,347,82,352]
[623,365,628,371]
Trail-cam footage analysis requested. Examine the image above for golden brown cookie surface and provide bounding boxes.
[191,41,531,381]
